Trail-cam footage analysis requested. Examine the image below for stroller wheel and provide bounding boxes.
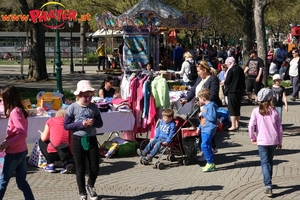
[140,158,143,164]
[183,158,190,166]
[169,155,176,162]
[166,155,170,161]
[155,163,165,170]
[178,159,184,165]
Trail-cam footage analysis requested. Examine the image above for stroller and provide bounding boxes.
[139,105,200,170]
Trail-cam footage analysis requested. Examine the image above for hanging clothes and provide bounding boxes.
[151,75,170,109]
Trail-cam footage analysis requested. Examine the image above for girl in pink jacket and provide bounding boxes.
[248,88,283,198]
[0,85,34,199]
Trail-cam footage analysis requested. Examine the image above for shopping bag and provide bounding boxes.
[28,140,47,168]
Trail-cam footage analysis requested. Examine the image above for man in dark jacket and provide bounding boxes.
[173,43,184,71]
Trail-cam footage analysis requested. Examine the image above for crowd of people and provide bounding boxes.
[0,40,297,199]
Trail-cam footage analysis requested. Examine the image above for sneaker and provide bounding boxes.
[212,148,218,154]
[142,155,152,162]
[202,163,216,172]
[197,154,206,162]
[44,164,55,173]
[79,194,87,200]
[264,188,273,197]
[60,163,73,174]
[136,149,146,157]
[86,185,98,200]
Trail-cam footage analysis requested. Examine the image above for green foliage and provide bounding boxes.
[21,91,38,104]
[63,90,76,101]
[86,52,98,63]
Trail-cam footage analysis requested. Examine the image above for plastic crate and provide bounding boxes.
[116,141,136,157]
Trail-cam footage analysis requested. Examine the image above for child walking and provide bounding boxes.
[64,80,103,200]
[197,88,218,172]
[0,85,35,199]
[137,108,176,162]
[248,88,283,197]
[271,74,288,121]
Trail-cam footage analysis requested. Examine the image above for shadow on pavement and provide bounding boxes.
[98,185,223,199]
[99,160,137,175]
[272,184,300,198]
[214,148,300,169]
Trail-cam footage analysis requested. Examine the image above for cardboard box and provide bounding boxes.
[162,73,173,80]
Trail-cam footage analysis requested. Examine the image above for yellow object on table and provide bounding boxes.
[36,92,62,110]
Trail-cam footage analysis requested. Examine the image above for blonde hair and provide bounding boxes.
[183,51,193,59]
[162,108,174,118]
[55,108,66,117]
[197,60,211,72]
[198,88,211,100]
[210,67,217,76]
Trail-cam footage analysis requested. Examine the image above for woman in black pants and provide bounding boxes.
[224,57,245,131]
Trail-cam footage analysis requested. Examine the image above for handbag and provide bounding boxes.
[50,142,72,161]
[28,139,47,168]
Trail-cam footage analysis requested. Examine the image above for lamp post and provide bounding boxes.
[68,21,74,74]
[55,0,63,94]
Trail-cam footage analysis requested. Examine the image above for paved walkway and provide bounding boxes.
[1,66,300,199]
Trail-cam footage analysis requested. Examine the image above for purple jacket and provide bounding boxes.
[248,107,283,146]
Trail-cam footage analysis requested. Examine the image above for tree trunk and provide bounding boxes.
[242,0,254,68]
[254,0,268,86]
[27,23,48,81]
[19,0,48,81]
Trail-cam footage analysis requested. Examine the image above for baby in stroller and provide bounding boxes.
[137,108,176,162]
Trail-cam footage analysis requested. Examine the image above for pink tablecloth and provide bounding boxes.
[0,111,135,143]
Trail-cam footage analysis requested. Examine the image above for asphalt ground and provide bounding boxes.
[0,64,300,200]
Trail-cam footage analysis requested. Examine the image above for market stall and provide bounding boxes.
[95,0,209,71]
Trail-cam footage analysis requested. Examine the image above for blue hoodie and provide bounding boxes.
[198,101,218,134]
[154,120,176,144]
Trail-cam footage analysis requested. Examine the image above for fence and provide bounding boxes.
[0,41,98,63]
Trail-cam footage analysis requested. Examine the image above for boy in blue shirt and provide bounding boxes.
[197,88,218,172]
[137,108,176,162]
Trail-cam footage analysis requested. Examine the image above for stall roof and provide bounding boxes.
[123,0,182,18]
[90,29,123,38]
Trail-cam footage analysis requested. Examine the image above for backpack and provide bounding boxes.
[186,61,198,81]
